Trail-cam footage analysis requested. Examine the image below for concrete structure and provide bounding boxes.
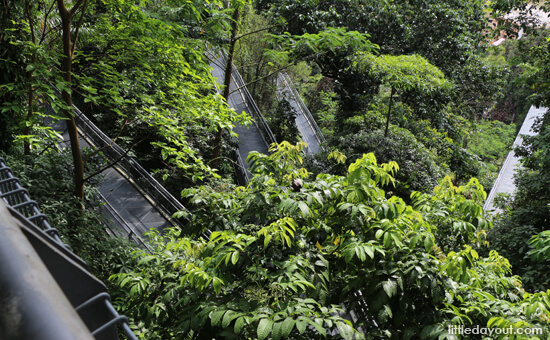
[484,106,547,212]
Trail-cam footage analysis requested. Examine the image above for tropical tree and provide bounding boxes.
[54,0,90,200]
[354,53,452,137]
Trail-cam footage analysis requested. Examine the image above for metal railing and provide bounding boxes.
[92,192,152,252]
[209,50,277,149]
[70,104,190,228]
[207,49,274,184]
[231,149,250,186]
[483,106,547,211]
[230,61,278,148]
[279,72,326,147]
[0,157,137,340]
[0,157,72,251]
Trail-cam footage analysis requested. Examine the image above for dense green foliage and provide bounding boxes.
[111,144,550,339]
[3,0,550,339]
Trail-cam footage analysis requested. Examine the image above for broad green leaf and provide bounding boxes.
[212,278,222,295]
[231,251,239,265]
[296,318,307,334]
[382,280,397,298]
[272,321,283,340]
[222,310,241,329]
[257,318,274,340]
[264,234,273,248]
[234,316,246,334]
[210,309,226,327]
[281,318,296,338]
[336,321,354,340]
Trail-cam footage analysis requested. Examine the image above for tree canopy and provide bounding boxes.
[2,0,550,339]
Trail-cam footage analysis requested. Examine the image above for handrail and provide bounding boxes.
[211,49,277,149]
[0,157,137,340]
[230,61,278,147]
[231,149,250,186]
[92,192,152,252]
[279,72,326,146]
[0,200,95,340]
[0,158,70,250]
[483,106,547,211]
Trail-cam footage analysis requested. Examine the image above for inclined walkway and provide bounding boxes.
[50,51,324,240]
[51,107,185,241]
[209,54,274,183]
[483,106,547,212]
[277,72,325,153]
[208,53,325,183]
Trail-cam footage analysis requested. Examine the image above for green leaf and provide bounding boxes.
[212,278,222,295]
[365,245,374,259]
[296,318,307,334]
[420,324,442,339]
[257,318,274,340]
[281,318,295,338]
[264,234,272,248]
[297,201,310,216]
[272,321,283,340]
[138,256,157,265]
[336,321,354,340]
[356,246,366,262]
[343,247,355,263]
[231,251,239,265]
[210,309,226,327]
[306,318,326,337]
[222,310,241,328]
[382,280,397,298]
[234,316,246,334]
[424,235,434,252]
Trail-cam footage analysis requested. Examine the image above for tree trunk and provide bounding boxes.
[57,0,85,201]
[212,6,240,169]
[23,0,35,156]
[384,87,395,138]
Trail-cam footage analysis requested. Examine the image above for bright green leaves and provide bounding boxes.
[279,198,312,217]
[342,241,383,263]
[258,217,297,248]
[528,230,550,262]
[105,142,550,339]
[268,27,378,62]
[356,53,452,94]
[414,176,491,252]
[257,318,273,340]
[382,279,398,298]
[76,1,252,183]
[347,153,398,188]
[440,246,479,284]
[248,141,310,184]
[209,231,255,268]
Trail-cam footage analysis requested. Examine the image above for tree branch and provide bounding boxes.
[39,0,57,44]
[235,23,282,41]
[24,0,36,44]
[68,0,86,16]
[228,51,327,96]
[71,0,88,56]
[83,118,136,162]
